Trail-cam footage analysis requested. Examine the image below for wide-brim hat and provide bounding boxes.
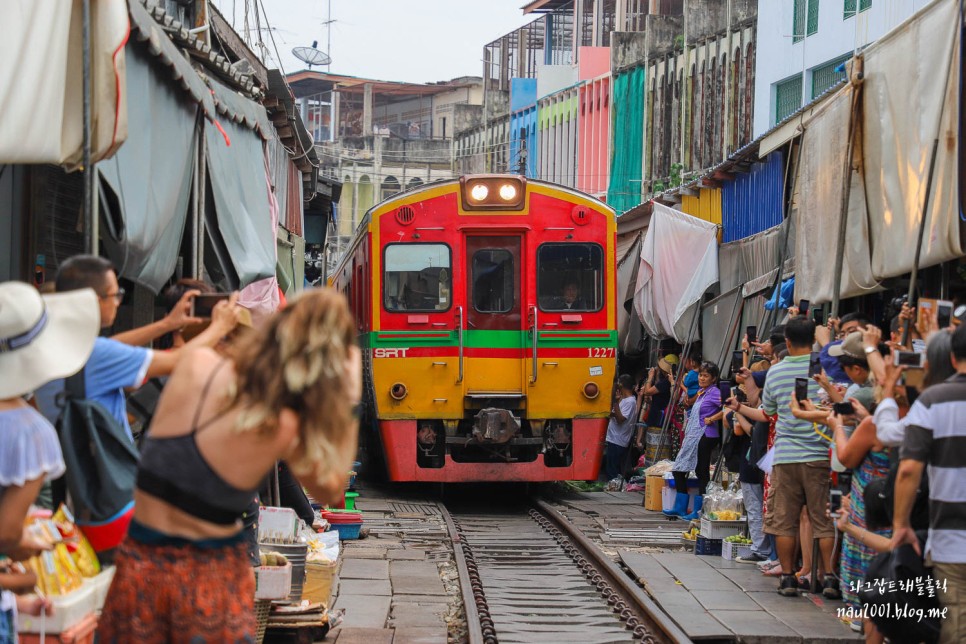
[658,356,677,374]
[0,282,99,399]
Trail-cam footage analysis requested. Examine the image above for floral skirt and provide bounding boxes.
[97,533,256,643]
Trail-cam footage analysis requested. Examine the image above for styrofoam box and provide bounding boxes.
[19,583,95,634]
[83,566,115,611]
[699,517,746,540]
[255,562,293,600]
[258,506,300,543]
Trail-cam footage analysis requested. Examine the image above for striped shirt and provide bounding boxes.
[761,354,825,465]
[900,373,966,564]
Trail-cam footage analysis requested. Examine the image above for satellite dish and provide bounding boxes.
[293,41,331,68]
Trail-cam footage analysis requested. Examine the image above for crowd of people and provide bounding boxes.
[0,255,361,642]
[614,302,965,643]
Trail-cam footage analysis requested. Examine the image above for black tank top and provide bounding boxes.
[137,361,259,525]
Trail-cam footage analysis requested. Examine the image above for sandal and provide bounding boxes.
[797,573,812,590]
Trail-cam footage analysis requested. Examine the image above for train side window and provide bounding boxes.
[537,243,604,312]
[471,249,514,313]
[384,243,451,312]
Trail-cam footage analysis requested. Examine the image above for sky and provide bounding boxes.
[211,0,535,84]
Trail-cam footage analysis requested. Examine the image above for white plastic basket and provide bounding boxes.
[700,517,746,540]
[721,540,754,561]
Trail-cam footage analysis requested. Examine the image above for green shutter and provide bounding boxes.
[807,0,820,36]
[844,0,855,18]
[812,54,851,99]
[607,67,645,213]
[793,0,806,43]
[859,0,871,10]
[775,75,803,124]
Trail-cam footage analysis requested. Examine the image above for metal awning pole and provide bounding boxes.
[830,82,862,319]
[902,138,940,346]
[82,0,96,255]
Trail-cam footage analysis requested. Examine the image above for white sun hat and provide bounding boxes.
[0,282,99,399]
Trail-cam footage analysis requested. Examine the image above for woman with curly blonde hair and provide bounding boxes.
[98,289,361,643]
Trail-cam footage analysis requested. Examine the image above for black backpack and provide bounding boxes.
[56,370,139,550]
[882,451,931,531]
[860,544,941,643]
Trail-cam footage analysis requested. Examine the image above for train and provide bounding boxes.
[332,175,618,482]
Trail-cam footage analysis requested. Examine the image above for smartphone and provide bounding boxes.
[813,307,825,325]
[937,300,954,328]
[808,351,822,378]
[746,326,758,346]
[830,488,843,517]
[893,350,926,369]
[191,293,230,319]
[794,377,809,403]
[798,299,810,316]
[832,401,856,416]
[719,380,732,403]
[731,350,744,373]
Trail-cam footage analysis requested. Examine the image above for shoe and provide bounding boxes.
[849,619,862,633]
[822,574,842,600]
[681,495,703,521]
[756,558,778,571]
[762,562,783,577]
[735,553,769,564]
[797,573,812,591]
[663,492,689,518]
[778,573,799,597]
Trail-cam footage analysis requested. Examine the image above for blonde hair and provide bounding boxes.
[228,288,356,484]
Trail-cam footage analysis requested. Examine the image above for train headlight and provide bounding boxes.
[498,183,518,201]
[469,183,489,202]
[390,382,408,400]
[582,382,600,399]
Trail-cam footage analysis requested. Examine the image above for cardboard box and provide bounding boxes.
[644,475,664,511]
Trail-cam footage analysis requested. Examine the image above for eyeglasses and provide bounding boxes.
[100,287,126,304]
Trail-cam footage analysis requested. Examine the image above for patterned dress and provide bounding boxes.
[840,447,892,611]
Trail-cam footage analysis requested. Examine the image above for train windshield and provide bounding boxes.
[471,249,515,313]
[384,243,452,311]
[537,243,603,312]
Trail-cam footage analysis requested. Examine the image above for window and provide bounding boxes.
[383,244,451,312]
[793,0,819,43]
[775,75,803,124]
[471,249,514,313]
[811,54,851,99]
[537,244,604,312]
[844,0,871,18]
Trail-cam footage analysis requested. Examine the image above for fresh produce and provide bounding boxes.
[682,526,699,541]
[724,535,753,544]
[707,510,742,521]
[259,551,290,567]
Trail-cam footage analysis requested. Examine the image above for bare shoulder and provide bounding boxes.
[171,347,227,384]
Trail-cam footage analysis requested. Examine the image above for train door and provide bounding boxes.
[463,235,524,394]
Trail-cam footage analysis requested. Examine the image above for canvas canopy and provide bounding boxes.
[634,203,719,342]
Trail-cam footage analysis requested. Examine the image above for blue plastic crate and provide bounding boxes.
[331,522,363,540]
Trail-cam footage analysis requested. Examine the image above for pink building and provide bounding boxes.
[577,48,611,199]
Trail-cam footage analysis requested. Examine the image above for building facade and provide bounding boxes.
[753,0,925,136]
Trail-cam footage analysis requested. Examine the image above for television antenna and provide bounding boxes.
[292,40,331,68]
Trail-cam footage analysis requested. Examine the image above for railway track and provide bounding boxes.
[441,499,691,644]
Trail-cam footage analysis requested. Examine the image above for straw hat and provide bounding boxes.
[658,354,679,374]
[0,282,99,399]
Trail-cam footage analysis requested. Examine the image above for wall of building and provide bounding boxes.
[537,88,579,187]
[576,74,611,197]
[753,0,924,135]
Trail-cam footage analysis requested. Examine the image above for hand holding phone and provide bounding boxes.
[829,488,843,518]
[808,351,822,378]
[746,326,758,346]
[718,380,732,404]
[191,293,231,319]
[798,300,810,317]
[832,401,856,416]
[893,350,925,369]
[794,377,809,404]
[937,300,954,329]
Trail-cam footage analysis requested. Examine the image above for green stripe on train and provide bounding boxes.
[363,330,618,349]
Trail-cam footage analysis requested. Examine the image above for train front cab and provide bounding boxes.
[367,177,617,482]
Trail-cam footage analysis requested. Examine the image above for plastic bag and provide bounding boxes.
[702,481,724,518]
[644,459,675,477]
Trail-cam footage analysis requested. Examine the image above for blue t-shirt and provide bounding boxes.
[84,337,152,441]
[684,370,700,397]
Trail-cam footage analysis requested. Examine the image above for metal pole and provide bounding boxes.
[82,0,96,255]
[902,138,941,346]
[829,85,861,319]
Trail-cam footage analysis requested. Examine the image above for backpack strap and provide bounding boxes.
[64,368,87,400]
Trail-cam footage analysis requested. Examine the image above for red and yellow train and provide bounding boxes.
[332,175,618,482]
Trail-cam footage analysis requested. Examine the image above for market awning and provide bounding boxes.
[718,223,791,294]
[701,287,743,369]
[205,115,276,288]
[0,0,128,166]
[634,203,719,342]
[128,0,215,119]
[97,43,199,293]
[616,233,644,355]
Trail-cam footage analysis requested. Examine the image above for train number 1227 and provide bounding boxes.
[587,347,616,358]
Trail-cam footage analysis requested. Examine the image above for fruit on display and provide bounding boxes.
[724,535,753,544]
[682,526,699,541]
[259,552,290,567]
[707,510,741,521]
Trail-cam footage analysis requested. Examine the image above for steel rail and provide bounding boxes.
[438,503,486,644]
[532,499,693,644]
